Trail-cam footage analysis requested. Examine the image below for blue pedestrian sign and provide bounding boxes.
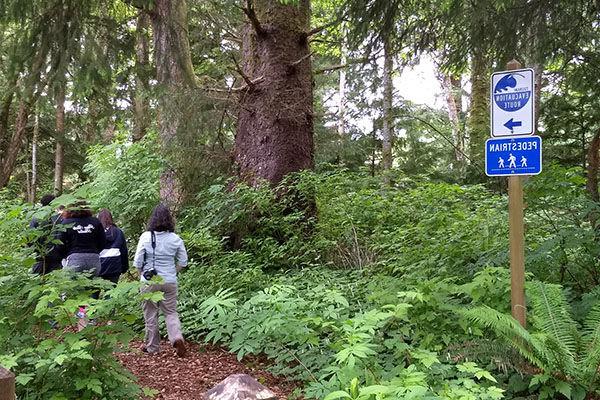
[485,136,542,176]
[490,68,535,137]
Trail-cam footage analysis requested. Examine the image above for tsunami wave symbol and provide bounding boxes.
[493,73,531,112]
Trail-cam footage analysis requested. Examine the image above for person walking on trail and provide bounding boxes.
[29,194,63,275]
[133,204,188,357]
[58,201,106,274]
[58,201,106,330]
[97,209,129,284]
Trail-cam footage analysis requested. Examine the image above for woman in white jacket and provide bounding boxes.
[133,204,188,357]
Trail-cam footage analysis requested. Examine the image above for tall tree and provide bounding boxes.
[148,0,196,205]
[337,22,347,138]
[28,113,39,203]
[53,82,65,195]
[466,51,489,166]
[0,39,49,188]
[381,37,394,174]
[234,0,314,186]
[435,61,464,167]
[132,11,151,142]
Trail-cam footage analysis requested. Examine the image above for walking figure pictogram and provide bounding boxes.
[498,157,505,168]
[508,153,517,169]
[520,156,527,167]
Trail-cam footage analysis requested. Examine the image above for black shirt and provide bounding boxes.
[59,216,106,256]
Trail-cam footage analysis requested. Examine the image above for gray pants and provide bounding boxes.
[64,253,100,275]
[141,283,183,353]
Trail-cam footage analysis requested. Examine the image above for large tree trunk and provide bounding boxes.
[338,22,347,139]
[0,89,15,148]
[587,129,600,203]
[149,0,195,206]
[0,41,49,189]
[234,0,314,187]
[381,38,394,175]
[54,83,65,196]
[527,7,545,133]
[133,11,151,142]
[0,103,30,188]
[586,129,600,228]
[436,66,464,166]
[28,113,39,203]
[467,51,489,165]
[335,23,348,164]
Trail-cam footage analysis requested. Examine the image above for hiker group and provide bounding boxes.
[29,195,188,358]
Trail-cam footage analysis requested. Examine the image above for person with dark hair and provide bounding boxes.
[29,194,63,275]
[58,201,106,274]
[133,204,188,357]
[97,209,129,284]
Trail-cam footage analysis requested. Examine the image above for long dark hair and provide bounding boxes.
[147,204,175,232]
[97,208,116,229]
[64,201,93,219]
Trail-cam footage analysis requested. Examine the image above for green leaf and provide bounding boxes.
[555,381,572,399]
[323,390,352,400]
[359,385,391,396]
[15,373,34,386]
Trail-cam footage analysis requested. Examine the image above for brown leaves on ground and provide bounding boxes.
[117,340,299,400]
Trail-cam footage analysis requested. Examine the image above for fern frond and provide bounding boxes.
[528,282,578,375]
[578,303,600,387]
[461,306,544,368]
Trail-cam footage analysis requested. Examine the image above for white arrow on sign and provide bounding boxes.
[490,68,535,137]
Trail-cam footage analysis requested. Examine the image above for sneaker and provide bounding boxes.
[141,346,158,355]
[173,339,186,357]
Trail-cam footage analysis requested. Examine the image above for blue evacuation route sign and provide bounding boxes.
[485,136,542,176]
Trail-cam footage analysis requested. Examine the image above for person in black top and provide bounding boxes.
[58,201,106,275]
[29,194,64,275]
[97,209,129,284]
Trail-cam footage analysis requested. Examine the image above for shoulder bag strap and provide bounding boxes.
[151,231,156,269]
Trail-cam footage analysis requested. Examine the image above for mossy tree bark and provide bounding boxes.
[53,82,65,196]
[587,129,600,203]
[28,113,39,203]
[234,0,314,187]
[0,40,49,189]
[149,0,196,206]
[381,38,394,175]
[133,11,151,142]
[467,51,489,168]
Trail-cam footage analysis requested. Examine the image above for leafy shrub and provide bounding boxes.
[180,176,329,271]
[85,131,161,237]
[0,201,163,399]
[0,261,163,399]
[184,273,511,399]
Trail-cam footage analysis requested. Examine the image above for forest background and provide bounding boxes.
[0,0,600,399]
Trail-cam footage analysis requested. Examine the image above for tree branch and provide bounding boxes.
[290,51,315,67]
[241,0,265,36]
[305,21,337,37]
[314,64,348,74]
[204,76,264,93]
[230,55,253,87]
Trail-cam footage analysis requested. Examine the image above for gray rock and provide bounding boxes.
[204,374,278,400]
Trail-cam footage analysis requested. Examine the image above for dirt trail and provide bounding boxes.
[117,340,298,400]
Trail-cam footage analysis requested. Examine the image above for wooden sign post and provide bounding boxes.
[0,366,15,400]
[506,59,527,327]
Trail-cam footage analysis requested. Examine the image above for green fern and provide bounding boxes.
[528,282,578,375]
[460,306,544,368]
[462,282,600,397]
[579,303,600,388]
